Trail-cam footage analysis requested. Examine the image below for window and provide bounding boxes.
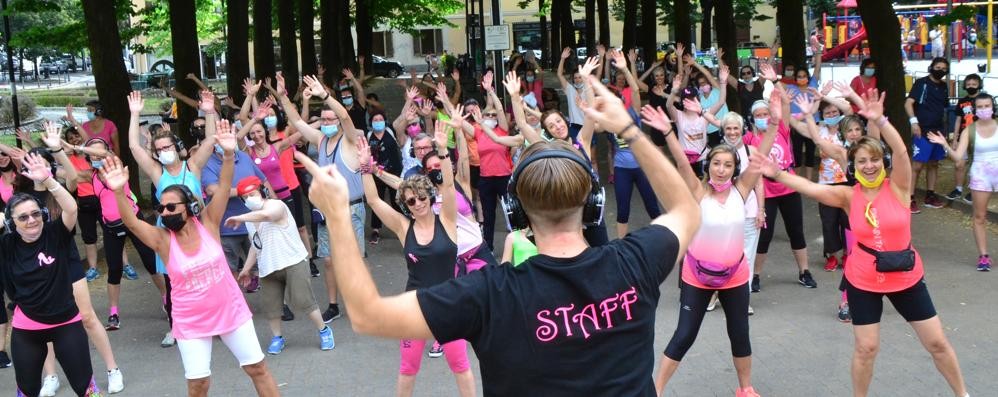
[372,31,394,58]
[411,29,443,55]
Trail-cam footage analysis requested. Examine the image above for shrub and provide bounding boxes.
[0,96,37,126]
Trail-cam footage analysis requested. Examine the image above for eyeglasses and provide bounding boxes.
[155,202,185,214]
[414,145,432,152]
[405,195,428,207]
[484,113,498,117]
[13,210,43,223]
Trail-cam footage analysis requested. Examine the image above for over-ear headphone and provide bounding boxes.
[4,193,50,232]
[87,101,104,118]
[847,138,893,177]
[165,184,202,216]
[151,132,185,156]
[501,148,605,230]
[396,176,438,218]
[83,137,109,162]
[702,144,742,179]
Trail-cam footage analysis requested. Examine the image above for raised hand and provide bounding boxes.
[199,90,215,114]
[640,105,673,133]
[683,98,703,115]
[671,74,683,94]
[579,56,600,76]
[243,78,261,97]
[675,43,685,61]
[468,106,483,123]
[253,99,272,120]
[451,68,460,82]
[435,82,449,103]
[449,103,467,124]
[627,48,638,64]
[98,156,129,191]
[65,104,76,122]
[503,70,521,97]
[21,152,53,182]
[596,43,607,58]
[7,147,26,162]
[418,99,435,117]
[15,128,33,146]
[580,76,633,134]
[561,47,572,60]
[302,87,313,101]
[770,90,784,121]
[127,91,144,113]
[749,151,780,178]
[610,49,627,70]
[759,63,778,81]
[718,64,730,84]
[303,75,326,98]
[342,67,355,81]
[794,94,817,116]
[433,119,448,146]
[275,72,287,96]
[186,73,197,81]
[42,121,62,149]
[356,136,372,167]
[481,70,494,92]
[856,88,885,121]
[215,119,237,153]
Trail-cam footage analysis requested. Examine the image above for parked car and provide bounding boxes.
[40,61,68,75]
[371,55,405,78]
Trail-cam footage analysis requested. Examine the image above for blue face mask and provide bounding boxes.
[754,117,769,130]
[371,120,386,131]
[863,68,875,77]
[824,115,844,126]
[342,97,354,107]
[214,144,224,155]
[86,112,96,121]
[320,124,339,137]
[263,116,278,129]
[90,160,104,169]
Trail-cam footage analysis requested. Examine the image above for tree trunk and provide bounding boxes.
[356,0,373,71]
[597,0,609,46]
[857,0,911,146]
[319,0,341,86]
[622,0,636,50]
[715,0,738,110]
[168,0,201,147]
[640,0,657,68]
[560,0,575,50]
[700,0,714,50]
[550,0,561,61]
[299,0,317,76]
[540,0,549,69]
[585,0,596,57]
[81,0,136,186]
[776,0,806,70]
[277,0,300,96]
[337,0,356,71]
[253,0,276,82]
[675,0,692,50]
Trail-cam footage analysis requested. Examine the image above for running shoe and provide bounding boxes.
[747,305,754,316]
[923,193,944,209]
[267,336,286,355]
[945,188,963,201]
[963,192,973,204]
[322,304,341,323]
[122,264,139,280]
[245,276,261,293]
[85,267,101,282]
[161,331,176,348]
[0,351,10,368]
[319,326,335,350]
[428,342,444,358]
[39,375,60,397]
[798,270,817,288]
[823,255,839,272]
[706,294,718,312]
[977,255,992,272]
[735,386,761,397]
[309,260,320,277]
[838,303,852,323]
[107,368,124,394]
[281,304,295,321]
[369,230,380,245]
[910,197,921,214]
[751,274,760,293]
[105,314,120,331]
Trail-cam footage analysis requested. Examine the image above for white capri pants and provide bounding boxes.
[175,319,265,379]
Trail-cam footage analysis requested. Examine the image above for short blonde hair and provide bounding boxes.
[720,112,744,131]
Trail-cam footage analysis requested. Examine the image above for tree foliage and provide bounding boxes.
[368,0,463,34]
[134,0,226,56]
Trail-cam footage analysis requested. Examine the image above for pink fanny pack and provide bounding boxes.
[684,149,703,164]
[687,253,744,288]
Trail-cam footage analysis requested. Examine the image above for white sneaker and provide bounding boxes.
[107,367,124,393]
[161,331,176,348]
[39,375,60,397]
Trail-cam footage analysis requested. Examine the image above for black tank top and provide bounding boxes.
[403,216,457,291]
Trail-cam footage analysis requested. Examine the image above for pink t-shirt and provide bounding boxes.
[83,120,118,151]
[746,121,797,198]
[0,175,12,203]
[167,218,252,339]
[475,126,513,177]
[91,175,138,223]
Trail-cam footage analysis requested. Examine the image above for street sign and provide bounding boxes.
[484,25,510,51]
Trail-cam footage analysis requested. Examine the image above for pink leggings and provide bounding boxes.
[399,339,470,375]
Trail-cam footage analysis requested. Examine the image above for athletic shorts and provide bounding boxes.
[912,135,946,163]
[968,157,998,192]
[176,319,264,379]
[844,277,937,326]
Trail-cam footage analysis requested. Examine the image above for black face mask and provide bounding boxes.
[930,69,948,79]
[427,169,444,185]
[190,126,206,141]
[162,213,187,232]
[965,87,980,96]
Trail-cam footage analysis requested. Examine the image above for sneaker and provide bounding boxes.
[85,267,101,282]
[838,303,852,323]
[107,368,124,394]
[245,275,260,293]
[747,305,754,316]
[161,331,176,348]
[39,375,60,397]
[945,188,963,201]
[319,326,335,350]
[0,351,10,368]
[267,336,286,355]
[281,305,295,321]
[105,314,120,331]
[910,197,921,214]
[798,270,817,288]
[823,255,839,272]
[923,193,944,208]
[736,386,761,397]
[428,342,444,358]
[369,230,380,245]
[309,260,320,277]
[122,264,139,280]
[706,294,718,312]
[977,255,992,272]
[751,274,760,293]
[322,305,341,323]
[963,192,973,204]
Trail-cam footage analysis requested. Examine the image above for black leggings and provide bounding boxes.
[104,224,158,285]
[477,175,510,251]
[757,192,807,254]
[792,130,817,168]
[370,178,399,230]
[12,321,95,396]
[664,281,752,360]
[77,196,100,245]
[614,166,661,224]
[818,202,850,255]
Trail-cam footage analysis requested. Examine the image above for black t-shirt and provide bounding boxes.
[908,76,949,130]
[0,220,80,324]
[416,225,680,396]
[369,128,404,175]
[955,95,975,132]
[346,104,368,130]
[738,81,765,117]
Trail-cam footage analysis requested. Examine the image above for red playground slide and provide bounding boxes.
[821,28,867,62]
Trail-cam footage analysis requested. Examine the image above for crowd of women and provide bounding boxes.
[0,41,988,397]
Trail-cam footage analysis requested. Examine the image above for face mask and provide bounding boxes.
[162,213,187,232]
[233,120,243,130]
[796,77,809,86]
[930,69,947,79]
[573,82,584,90]
[90,160,104,169]
[190,125,206,141]
[86,112,96,121]
[855,167,887,189]
[342,97,354,107]
[158,150,177,165]
[724,135,743,147]
[976,108,994,120]
[427,169,444,185]
[699,85,711,96]
[525,76,535,83]
[754,117,769,130]
[244,195,264,211]
[708,179,734,193]
[264,116,278,129]
[372,120,386,131]
[320,124,339,137]
[601,78,610,85]
[523,94,538,109]
[965,87,980,96]
[482,119,498,129]
[864,68,875,77]
[406,124,422,137]
[824,115,844,126]
[339,85,351,91]
[739,77,756,84]
[214,144,224,155]
[784,70,794,78]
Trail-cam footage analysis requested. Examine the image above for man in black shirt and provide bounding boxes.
[299,76,701,396]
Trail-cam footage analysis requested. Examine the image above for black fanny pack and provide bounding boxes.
[857,242,916,273]
[103,219,127,237]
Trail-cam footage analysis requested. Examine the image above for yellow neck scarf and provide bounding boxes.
[855,168,886,189]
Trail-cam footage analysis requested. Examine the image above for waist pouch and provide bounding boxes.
[858,242,915,273]
[687,253,744,288]
[103,219,127,237]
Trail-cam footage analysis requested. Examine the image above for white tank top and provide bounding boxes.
[245,201,309,277]
[974,125,998,161]
[688,188,745,267]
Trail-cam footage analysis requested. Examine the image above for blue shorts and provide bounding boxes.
[912,135,946,163]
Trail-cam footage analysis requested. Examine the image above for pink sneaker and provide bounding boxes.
[736,386,761,397]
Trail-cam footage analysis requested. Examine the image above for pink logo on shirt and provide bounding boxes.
[535,286,639,342]
[37,252,55,267]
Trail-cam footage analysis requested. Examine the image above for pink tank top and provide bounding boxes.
[0,176,12,203]
[455,191,481,255]
[846,180,925,293]
[166,218,252,339]
[250,145,291,199]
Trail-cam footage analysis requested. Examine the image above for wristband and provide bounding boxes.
[437,153,450,160]
[619,123,641,144]
[877,116,889,127]
[908,117,919,125]
[50,147,64,153]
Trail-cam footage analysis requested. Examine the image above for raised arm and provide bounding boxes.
[343,66,368,109]
[754,152,850,210]
[281,75,325,145]
[100,156,170,256]
[40,122,78,192]
[23,152,77,229]
[857,88,911,198]
[431,120,457,236]
[503,70,543,144]
[627,49,650,93]
[64,104,87,139]
[556,47,572,88]
[186,73,210,92]
[641,105,703,198]
[472,106,523,148]
[125,91,163,182]
[202,120,237,228]
[358,141,408,239]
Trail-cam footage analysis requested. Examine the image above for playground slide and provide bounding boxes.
[821,28,867,62]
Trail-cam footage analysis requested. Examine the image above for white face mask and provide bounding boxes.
[482,119,498,129]
[244,195,264,211]
[158,150,177,166]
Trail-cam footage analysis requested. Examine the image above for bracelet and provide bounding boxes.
[50,147,64,153]
[437,153,450,160]
[877,116,889,127]
[908,116,919,125]
[44,177,60,191]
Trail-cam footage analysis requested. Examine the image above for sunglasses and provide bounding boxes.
[155,202,186,214]
[13,210,44,223]
[484,113,498,117]
[405,195,428,207]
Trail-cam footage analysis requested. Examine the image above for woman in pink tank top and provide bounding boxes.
[755,89,968,397]
[102,122,280,396]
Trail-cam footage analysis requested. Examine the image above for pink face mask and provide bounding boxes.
[708,178,734,192]
[976,108,994,120]
[406,124,422,137]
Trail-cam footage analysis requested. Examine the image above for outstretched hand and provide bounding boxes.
[749,151,780,178]
[579,56,600,77]
[20,152,53,183]
[41,121,62,149]
[98,156,129,191]
[580,76,633,134]
[199,90,216,114]
[640,105,673,133]
[127,91,144,113]
[215,119,237,152]
[759,63,778,82]
[503,70,521,97]
[856,88,885,121]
